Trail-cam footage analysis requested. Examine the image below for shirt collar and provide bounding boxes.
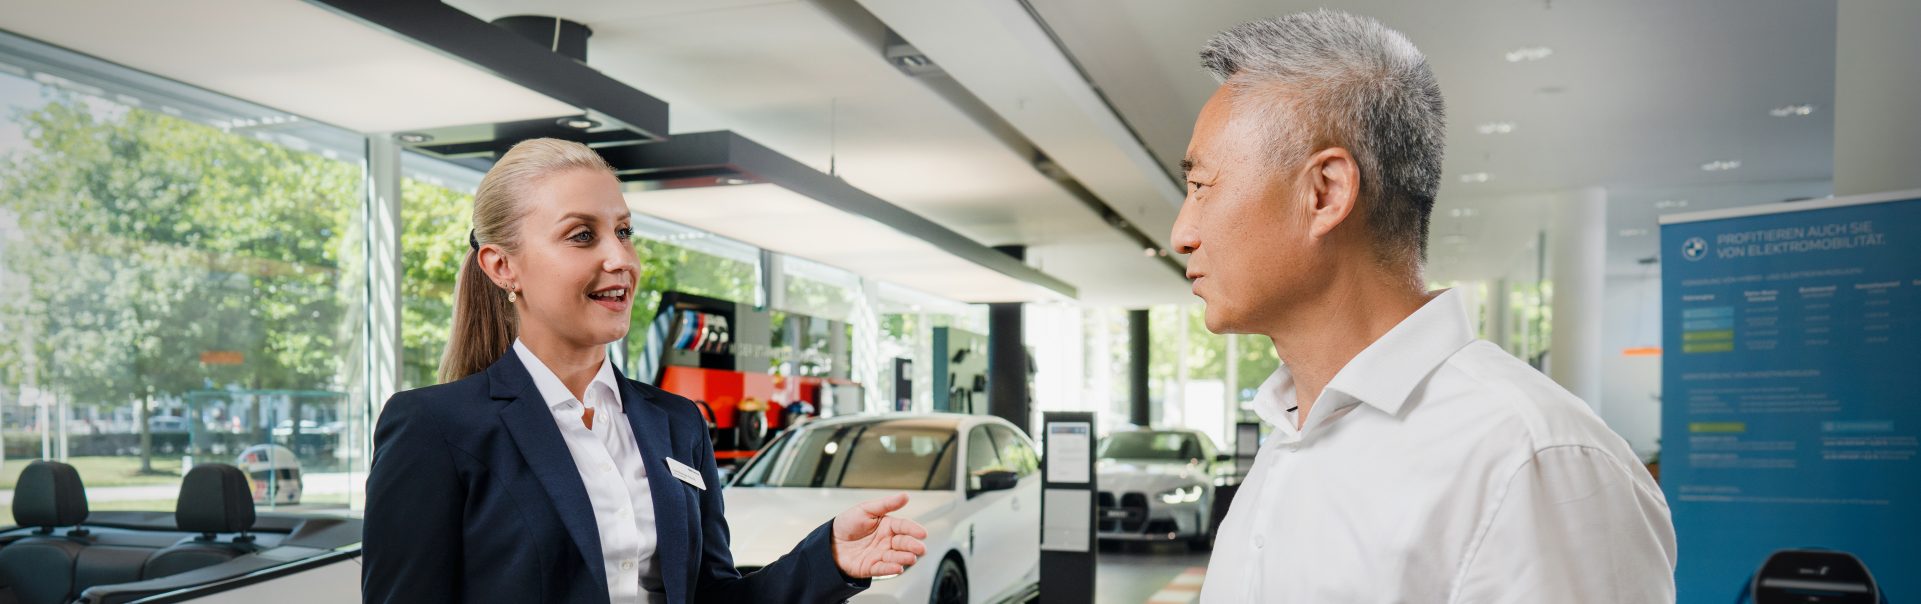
[512,339,622,412]
[1322,288,1476,417]
[1252,288,1476,427]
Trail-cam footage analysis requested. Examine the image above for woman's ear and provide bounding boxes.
[476,244,516,291]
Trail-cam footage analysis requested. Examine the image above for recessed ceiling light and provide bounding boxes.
[1504,46,1553,62]
[1142,247,1159,258]
[1618,228,1649,237]
[394,132,432,144]
[717,176,752,186]
[1459,172,1491,183]
[1769,104,1816,117]
[1701,160,1742,171]
[1447,207,1480,218]
[1476,122,1516,135]
[556,116,600,130]
[1654,199,1690,209]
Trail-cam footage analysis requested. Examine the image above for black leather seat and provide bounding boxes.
[0,460,92,604]
[141,464,259,579]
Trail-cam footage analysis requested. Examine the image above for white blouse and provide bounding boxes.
[514,340,665,604]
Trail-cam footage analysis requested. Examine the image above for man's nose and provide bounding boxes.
[1171,202,1202,255]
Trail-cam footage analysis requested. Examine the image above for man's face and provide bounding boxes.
[1172,86,1321,334]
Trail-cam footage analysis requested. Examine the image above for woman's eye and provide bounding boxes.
[569,230,593,243]
[616,226,633,240]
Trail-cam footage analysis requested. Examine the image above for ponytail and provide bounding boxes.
[435,138,616,383]
[438,248,517,383]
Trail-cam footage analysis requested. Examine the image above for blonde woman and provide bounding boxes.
[362,139,926,604]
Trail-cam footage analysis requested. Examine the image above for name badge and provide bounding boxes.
[665,457,706,491]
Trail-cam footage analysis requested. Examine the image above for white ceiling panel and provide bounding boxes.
[1,0,579,133]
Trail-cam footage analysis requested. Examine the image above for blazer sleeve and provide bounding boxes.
[361,392,466,603]
[689,424,870,603]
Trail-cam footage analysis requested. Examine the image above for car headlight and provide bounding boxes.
[1158,485,1203,504]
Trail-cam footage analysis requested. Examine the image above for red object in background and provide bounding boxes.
[659,365,858,459]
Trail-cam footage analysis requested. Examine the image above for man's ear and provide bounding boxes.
[1303,147,1360,240]
[476,244,516,290]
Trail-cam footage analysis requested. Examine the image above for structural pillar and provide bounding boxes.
[988,245,1031,434]
[1128,308,1150,427]
[1547,188,1606,409]
[1835,0,1921,196]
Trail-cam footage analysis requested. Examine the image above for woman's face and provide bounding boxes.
[498,168,639,351]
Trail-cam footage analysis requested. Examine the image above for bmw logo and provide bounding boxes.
[1681,237,1708,261]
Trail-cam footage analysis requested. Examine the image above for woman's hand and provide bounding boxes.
[831,493,929,578]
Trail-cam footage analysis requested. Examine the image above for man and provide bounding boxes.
[1179,11,1677,603]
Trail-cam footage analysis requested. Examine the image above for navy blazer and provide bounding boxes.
[362,352,867,604]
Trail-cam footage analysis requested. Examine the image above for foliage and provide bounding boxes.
[0,94,360,411]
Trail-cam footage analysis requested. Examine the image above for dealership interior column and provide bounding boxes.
[1547,188,1607,410]
[1129,308,1150,427]
[989,246,1031,434]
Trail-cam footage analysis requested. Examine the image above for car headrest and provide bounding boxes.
[12,460,89,529]
[175,464,255,535]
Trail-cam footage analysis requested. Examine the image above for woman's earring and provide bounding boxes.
[508,288,517,303]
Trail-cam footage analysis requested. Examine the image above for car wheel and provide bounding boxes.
[929,556,967,604]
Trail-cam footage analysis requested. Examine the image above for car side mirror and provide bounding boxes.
[1215,453,1233,463]
[970,470,1019,495]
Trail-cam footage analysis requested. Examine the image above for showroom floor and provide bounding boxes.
[1094,542,1212,604]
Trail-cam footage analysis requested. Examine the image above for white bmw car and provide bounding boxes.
[1095,428,1230,550]
[723,413,1041,604]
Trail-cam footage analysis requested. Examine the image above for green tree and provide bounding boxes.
[0,93,360,470]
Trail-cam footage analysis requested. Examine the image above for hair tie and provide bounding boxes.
[469,229,479,250]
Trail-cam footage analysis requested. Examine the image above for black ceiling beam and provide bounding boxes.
[303,0,669,141]
[604,131,1080,300]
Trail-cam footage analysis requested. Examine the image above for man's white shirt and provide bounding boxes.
[514,340,666,604]
[1198,289,1678,603]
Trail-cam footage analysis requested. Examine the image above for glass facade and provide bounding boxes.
[0,33,369,520]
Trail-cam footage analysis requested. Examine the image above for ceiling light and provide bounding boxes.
[394,132,433,144]
[1142,247,1158,258]
[1504,46,1553,62]
[1447,207,1480,218]
[1769,104,1816,117]
[556,116,601,130]
[1459,172,1491,183]
[1618,228,1649,237]
[717,177,752,186]
[1701,160,1742,171]
[1476,122,1516,134]
[1654,199,1690,209]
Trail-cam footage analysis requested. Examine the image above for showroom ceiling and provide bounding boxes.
[2,0,1845,304]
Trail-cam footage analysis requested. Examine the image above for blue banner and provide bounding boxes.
[1662,192,1921,603]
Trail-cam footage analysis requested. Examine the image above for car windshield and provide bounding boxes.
[733,421,958,491]
[1098,431,1201,461]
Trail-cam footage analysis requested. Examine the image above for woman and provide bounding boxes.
[362,139,927,604]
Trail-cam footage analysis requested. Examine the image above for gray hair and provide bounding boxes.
[1200,9,1445,268]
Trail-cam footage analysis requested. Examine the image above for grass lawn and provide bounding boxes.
[0,456,184,489]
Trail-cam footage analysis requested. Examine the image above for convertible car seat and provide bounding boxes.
[0,460,92,604]
[141,464,259,579]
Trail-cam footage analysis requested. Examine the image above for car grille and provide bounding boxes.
[1097,491,1149,533]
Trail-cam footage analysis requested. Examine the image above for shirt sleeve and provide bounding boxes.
[1449,445,1678,604]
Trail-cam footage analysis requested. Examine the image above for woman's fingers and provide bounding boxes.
[888,517,929,540]
[869,562,905,576]
[856,493,910,518]
[880,550,918,567]
[891,533,927,556]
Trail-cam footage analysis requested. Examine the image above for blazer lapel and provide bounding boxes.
[490,353,610,594]
[614,367,692,604]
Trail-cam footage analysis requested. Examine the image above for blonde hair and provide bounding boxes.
[438,138,618,383]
